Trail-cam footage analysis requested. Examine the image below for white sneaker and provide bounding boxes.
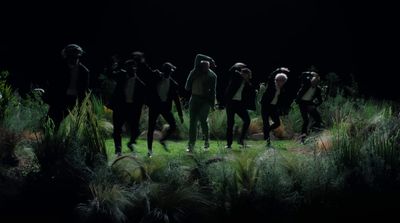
[204,141,210,150]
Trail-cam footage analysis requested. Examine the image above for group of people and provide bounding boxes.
[46,44,324,158]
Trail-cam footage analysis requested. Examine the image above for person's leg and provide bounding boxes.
[309,106,323,130]
[198,100,211,149]
[48,104,63,129]
[269,106,281,130]
[299,102,309,135]
[188,96,199,150]
[236,103,250,145]
[160,109,177,142]
[261,103,271,142]
[129,102,143,145]
[147,107,159,155]
[226,102,235,148]
[112,106,125,155]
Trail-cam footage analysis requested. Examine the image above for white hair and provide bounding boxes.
[275,73,288,82]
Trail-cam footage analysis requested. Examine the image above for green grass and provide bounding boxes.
[105,138,302,161]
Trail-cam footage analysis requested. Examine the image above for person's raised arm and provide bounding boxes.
[194,54,215,69]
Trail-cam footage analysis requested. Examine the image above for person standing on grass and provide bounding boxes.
[185,54,217,152]
[126,51,159,152]
[259,67,290,148]
[296,71,323,143]
[223,65,256,150]
[146,62,184,158]
[110,59,146,157]
[47,44,90,129]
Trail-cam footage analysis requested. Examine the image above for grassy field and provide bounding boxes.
[105,138,303,161]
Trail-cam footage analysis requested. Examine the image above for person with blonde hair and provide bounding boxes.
[259,67,290,147]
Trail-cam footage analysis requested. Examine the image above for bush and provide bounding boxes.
[2,90,48,133]
[0,71,14,121]
[0,127,20,166]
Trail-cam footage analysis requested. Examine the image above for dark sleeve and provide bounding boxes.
[79,64,90,100]
[279,89,292,115]
[185,70,195,91]
[315,87,323,106]
[173,90,183,117]
[194,54,214,69]
[224,74,243,103]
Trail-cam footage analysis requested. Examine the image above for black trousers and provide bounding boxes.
[261,103,280,140]
[48,95,78,129]
[299,100,322,135]
[147,102,177,151]
[113,102,143,153]
[226,100,250,146]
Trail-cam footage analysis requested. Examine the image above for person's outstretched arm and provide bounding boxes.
[208,72,217,108]
[185,70,194,92]
[194,54,215,69]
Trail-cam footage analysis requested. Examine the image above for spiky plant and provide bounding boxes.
[0,71,13,121]
[77,183,134,223]
[135,182,214,223]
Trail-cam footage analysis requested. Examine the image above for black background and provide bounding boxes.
[0,0,398,100]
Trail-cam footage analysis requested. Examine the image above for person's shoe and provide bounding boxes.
[127,142,136,152]
[225,145,232,150]
[238,140,246,149]
[186,145,194,153]
[300,134,307,144]
[265,139,271,148]
[204,141,210,151]
[115,152,122,158]
[147,150,153,158]
[160,140,170,152]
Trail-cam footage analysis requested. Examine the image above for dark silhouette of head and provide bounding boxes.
[310,72,320,87]
[131,51,145,64]
[123,59,137,76]
[61,44,84,65]
[240,67,252,80]
[198,60,210,73]
[161,62,176,78]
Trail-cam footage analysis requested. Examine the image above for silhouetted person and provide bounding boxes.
[47,44,90,128]
[185,54,217,152]
[101,54,123,107]
[110,59,145,157]
[260,68,290,147]
[146,62,184,157]
[223,65,256,149]
[126,51,159,150]
[296,71,323,143]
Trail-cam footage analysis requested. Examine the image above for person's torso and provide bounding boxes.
[124,76,136,103]
[301,86,316,101]
[232,80,245,101]
[66,64,80,96]
[192,71,211,96]
[157,78,171,102]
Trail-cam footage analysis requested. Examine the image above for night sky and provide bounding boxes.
[0,0,398,100]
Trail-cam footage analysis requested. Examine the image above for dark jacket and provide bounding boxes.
[46,62,90,106]
[109,69,146,109]
[223,71,257,111]
[296,74,323,106]
[260,71,290,110]
[185,54,217,106]
[260,82,289,107]
[154,77,183,117]
[136,62,161,107]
